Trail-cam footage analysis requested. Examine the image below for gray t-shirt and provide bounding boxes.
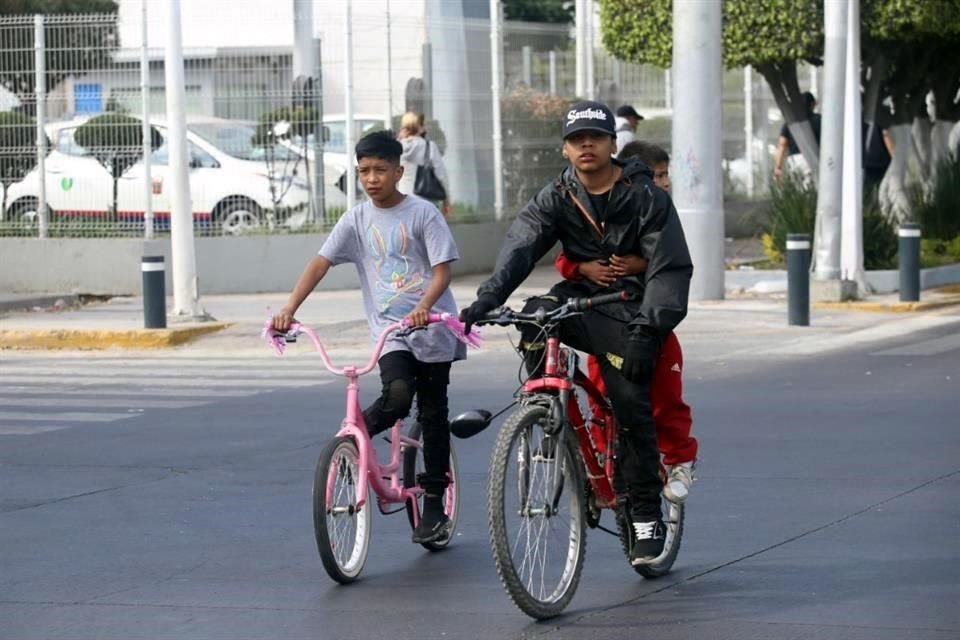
[319,195,466,363]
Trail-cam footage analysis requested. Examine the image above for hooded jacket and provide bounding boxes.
[477,158,692,335]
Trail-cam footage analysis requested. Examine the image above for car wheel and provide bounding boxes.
[216,198,262,235]
[8,199,49,226]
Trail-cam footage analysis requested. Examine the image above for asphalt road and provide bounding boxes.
[1,314,959,639]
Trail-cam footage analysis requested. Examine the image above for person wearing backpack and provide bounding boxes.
[397,112,451,217]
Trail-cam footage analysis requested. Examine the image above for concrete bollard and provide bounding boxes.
[787,233,811,326]
[898,223,921,302]
[141,256,167,329]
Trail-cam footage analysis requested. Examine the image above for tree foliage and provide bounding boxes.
[0,0,119,108]
[504,0,574,24]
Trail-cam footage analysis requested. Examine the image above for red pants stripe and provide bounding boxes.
[586,331,697,465]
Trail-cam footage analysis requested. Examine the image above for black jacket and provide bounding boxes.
[477,158,693,335]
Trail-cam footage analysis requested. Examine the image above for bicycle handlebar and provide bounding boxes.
[262,312,480,376]
[475,290,635,327]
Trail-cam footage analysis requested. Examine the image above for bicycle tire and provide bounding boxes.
[617,497,684,578]
[487,402,587,619]
[313,436,372,583]
[402,421,460,551]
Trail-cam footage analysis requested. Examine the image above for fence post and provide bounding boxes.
[522,45,532,87]
[344,0,356,211]
[33,14,48,239]
[140,0,154,240]
[548,50,557,95]
[489,0,504,220]
[787,233,811,326]
[142,256,167,329]
[744,66,754,198]
[898,223,921,302]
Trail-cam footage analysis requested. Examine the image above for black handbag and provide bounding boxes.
[414,137,447,201]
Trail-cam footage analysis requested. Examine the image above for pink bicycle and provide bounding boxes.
[263,314,479,583]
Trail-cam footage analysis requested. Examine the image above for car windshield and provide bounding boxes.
[189,123,299,162]
[323,119,384,153]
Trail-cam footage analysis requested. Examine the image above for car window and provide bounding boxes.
[189,142,218,168]
[323,119,383,153]
[189,123,297,162]
[56,128,90,157]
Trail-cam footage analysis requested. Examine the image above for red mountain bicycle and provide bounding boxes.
[459,291,684,619]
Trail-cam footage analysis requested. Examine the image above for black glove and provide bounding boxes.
[620,330,659,384]
[460,294,500,334]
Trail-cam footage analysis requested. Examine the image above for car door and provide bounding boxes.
[46,127,114,216]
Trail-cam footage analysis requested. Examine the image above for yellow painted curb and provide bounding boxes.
[0,323,231,350]
[814,297,960,313]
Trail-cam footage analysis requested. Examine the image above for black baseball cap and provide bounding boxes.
[615,104,644,120]
[563,101,616,139]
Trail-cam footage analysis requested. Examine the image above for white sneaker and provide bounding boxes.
[663,461,695,504]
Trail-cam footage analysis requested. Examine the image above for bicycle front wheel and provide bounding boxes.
[487,403,586,620]
[313,436,372,583]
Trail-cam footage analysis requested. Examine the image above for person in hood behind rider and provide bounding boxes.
[460,101,693,566]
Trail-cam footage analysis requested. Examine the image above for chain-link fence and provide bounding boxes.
[0,4,810,239]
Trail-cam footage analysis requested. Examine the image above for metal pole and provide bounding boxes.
[898,223,921,302]
[141,256,166,329]
[314,39,326,223]
[672,0,725,300]
[814,0,848,281]
[33,14,47,239]
[585,0,595,100]
[344,0,356,211]
[548,50,557,96]
[522,45,532,87]
[385,0,393,130]
[744,66,755,198]
[841,0,865,289]
[421,43,433,121]
[165,0,202,318]
[292,0,315,78]
[787,234,811,326]
[140,0,154,240]
[665,69,672,109]
[575,0,585,97]
[490,0,504,219]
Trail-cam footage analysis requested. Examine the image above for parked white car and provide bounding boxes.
[2,115,311,234]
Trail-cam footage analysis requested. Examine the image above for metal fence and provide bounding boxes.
[0,4,811,240]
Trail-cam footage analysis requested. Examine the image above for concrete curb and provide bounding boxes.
[813,295,960,313]
[0,323,231,350]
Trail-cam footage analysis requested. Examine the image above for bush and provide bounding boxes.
[74,113,161,217]
[921,236,960,268]
[252,106,319,146]
[913,156,960,240]
[501,87,570,210]
[761,171,898,269]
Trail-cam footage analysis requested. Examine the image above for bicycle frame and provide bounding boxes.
[264,313,470,523]
[521,335,619,509]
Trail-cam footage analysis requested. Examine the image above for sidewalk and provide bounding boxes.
[2,266,959,351]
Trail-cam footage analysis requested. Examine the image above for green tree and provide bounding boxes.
[74,114,161,218]
[0,111,50,216]
[600,0,824,177]
[0,1,119,114]
[504,0,574,24]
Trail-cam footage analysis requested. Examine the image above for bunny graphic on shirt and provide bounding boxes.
[365,219,426,318]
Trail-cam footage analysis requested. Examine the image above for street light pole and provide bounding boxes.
[490,0,504,219]
[672,0,725,300]
[344,0,356,211]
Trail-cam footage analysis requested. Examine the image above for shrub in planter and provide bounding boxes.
[913,156,960,241]
[501,87,570,210]
[74,113,161,217]
[761,171,898,269]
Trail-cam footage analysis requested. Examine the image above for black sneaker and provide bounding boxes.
[629,518,666,566]
[412,494,451,544]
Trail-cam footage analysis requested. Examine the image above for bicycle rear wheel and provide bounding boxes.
[488,403,586,620]
[618,495,684,578]
[313,436,372,583]
[403,421,460,551]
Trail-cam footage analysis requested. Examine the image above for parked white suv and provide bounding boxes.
[2,115,311,234]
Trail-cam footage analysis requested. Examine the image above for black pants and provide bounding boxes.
[519,282,662,519]
[363,351,452,495]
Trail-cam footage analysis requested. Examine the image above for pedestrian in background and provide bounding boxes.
[614,104,644,150]
[397,112,451,217]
